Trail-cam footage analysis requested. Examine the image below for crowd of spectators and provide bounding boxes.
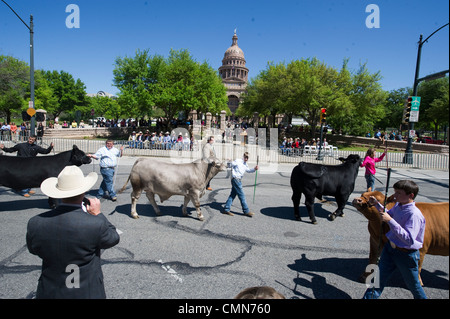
[1,121,30,141]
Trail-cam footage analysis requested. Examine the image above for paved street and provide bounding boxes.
[0,156,448,300]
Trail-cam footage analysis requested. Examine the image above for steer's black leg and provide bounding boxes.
[305,196,317,224]
[292,191,302,221]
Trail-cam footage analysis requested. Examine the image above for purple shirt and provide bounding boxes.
[385,202,426,250]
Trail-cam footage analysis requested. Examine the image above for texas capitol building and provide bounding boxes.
[218,31,249,114]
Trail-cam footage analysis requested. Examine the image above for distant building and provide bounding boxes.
[218,31,249,114]
[86,91,117,99]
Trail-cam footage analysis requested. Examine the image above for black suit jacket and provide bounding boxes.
[26,205,120,299]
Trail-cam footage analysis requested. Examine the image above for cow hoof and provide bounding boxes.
[311,220,318,225]
[294,214,301,221]
[198,214,204,221]
[328,213,336,221]
[131,214,139,219]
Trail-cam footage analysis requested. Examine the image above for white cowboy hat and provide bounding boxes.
[40,166,98,199]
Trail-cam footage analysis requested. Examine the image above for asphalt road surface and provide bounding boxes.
[0,156,448,300]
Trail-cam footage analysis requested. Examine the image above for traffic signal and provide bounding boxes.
[402,97,412,124]
[320,108,327,124]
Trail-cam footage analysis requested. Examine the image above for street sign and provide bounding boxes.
[26,108,36,117]
[409,111,419,122]
[411,96,421,111]
[91,108,95,116]
[409,96,420,122]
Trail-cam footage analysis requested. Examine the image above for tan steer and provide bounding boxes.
[119,158,226,221]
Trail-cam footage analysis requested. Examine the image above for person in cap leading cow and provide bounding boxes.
[26,166,120,299]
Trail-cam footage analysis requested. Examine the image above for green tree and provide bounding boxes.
[333,61,386,135]
[417,77,449,137]
[113,48,228,126]
[41,70,87,119]
[113,49,162,118]
[377,87,410,131]
[286,58,347,134]
[87,95,120,120]
[240,62,288,126]
[0,55,29,123]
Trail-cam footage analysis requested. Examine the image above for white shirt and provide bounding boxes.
[230,158,255,179]
[94,146,121,168]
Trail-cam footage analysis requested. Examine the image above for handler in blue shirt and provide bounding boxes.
[88,139,123,201]
[363,180,426,299]
[223,152,258,217]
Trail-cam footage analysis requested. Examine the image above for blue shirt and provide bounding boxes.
[385,202,425,250]
[93,146,121,168]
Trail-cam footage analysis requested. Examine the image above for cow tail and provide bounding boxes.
[117,175,130,194]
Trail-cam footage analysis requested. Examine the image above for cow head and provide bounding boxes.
[352,191,387,221]
[69,145,92,166]
[338,154,362,166]
[210,159,227,173]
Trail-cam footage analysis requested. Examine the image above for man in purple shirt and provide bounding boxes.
[363,180,426,299]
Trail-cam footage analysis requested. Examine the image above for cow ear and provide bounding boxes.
[338,157,345,163]
[73,145,78,150]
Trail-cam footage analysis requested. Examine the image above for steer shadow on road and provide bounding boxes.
[113,203,200,220]
[0,198,50,211]
[260,204,332,222]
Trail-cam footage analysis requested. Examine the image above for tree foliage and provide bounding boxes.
[241,58,388,135]
[113,48,228,124]
[0,55,29,123]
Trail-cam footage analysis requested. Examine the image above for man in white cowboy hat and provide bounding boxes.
[26,166,120,299]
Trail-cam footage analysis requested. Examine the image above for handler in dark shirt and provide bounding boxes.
[0,135,54,196]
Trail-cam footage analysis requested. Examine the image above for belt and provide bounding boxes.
[100,166,115,169]
[232,177,241,181]
[390,241,416,253]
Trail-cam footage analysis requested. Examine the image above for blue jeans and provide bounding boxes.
[224,178,249,213]
[365,174,375,190]
[363,243,427,299]
[98,167,116,198]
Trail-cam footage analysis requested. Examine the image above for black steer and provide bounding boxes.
[290,154,362,224]
[0,145,91,207]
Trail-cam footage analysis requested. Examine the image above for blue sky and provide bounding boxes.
[1,0,448,95]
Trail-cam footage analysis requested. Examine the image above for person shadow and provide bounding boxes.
[287,253,358,299]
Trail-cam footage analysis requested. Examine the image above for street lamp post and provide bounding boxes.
[403,23,449,164]
[1,1,35,135]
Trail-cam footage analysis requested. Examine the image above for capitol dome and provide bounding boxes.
[219,31,249,114]
[224,33,245,59]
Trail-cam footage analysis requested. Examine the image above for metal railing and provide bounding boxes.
[1,136,448,171]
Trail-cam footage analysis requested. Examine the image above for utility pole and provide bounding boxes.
[403,23,449,164]
[1,1,35,135]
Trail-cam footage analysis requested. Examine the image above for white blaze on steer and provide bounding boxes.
[118,158,226,221]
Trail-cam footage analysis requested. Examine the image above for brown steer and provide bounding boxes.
[352,191,449,285]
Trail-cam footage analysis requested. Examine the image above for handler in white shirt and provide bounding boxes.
[223,152,258,217]
[88,139,124,201]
